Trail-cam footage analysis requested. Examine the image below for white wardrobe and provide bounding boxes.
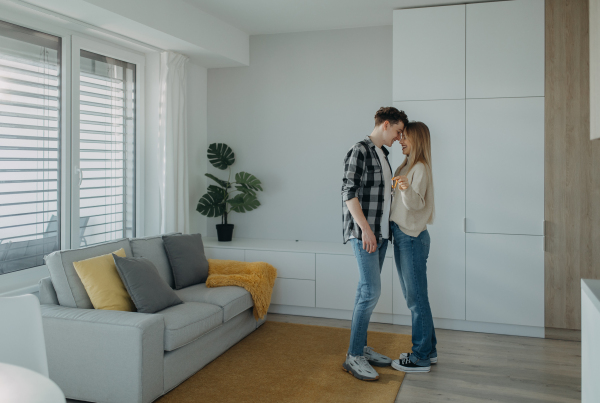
[392,0,545,328]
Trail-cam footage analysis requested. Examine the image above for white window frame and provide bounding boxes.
[71,36,145,247]
[0,8,146,294]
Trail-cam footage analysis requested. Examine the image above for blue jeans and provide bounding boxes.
[391,223,437,366]
[347,238,389,357]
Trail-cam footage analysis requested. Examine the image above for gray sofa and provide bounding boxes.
[38,234,266,403]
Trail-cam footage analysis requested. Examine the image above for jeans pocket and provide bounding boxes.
[420,231,430,247]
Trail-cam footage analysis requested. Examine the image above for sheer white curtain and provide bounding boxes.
[158,51,189,234]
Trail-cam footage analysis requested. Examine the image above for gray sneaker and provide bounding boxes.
[364,346,392,367]
[342,354,380,381]
[399,352,437,364]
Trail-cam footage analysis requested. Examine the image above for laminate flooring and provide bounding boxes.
[67,313,582,403]
[267,314,582,403]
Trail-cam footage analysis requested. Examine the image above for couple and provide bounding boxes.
[341,107,436,381]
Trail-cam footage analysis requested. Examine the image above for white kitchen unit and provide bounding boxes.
[582,279,600,403]
[392,100,466,321]
[466,0,545,98]
[271,278,315,307]
[245,249,315,280]
[204,247,245,261]
[466,97,545,236]
[466,233,544,327]
[315,254,393,314]
[393,5,465,102]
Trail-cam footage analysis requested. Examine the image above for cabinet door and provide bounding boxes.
[466,98,544,235]
[316,254,393,314]
[392,100,466,320]
[466,0,544,98]
[245,250,315,280]
[204,247,245,261]
[466,233,544,327]
[393,5,465,101]
[271,278,315,307]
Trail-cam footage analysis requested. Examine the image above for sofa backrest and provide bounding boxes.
[45,239,133,309]
[129,233,179,288]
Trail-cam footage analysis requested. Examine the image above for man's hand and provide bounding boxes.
[362,227,377,254]
[392,175,409,190]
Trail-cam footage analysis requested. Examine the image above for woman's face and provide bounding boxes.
[400,133,412,156]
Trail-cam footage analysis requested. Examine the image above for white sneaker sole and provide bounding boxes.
[391,359,431,373]
[400,353,437,364]
[342,362,380,381]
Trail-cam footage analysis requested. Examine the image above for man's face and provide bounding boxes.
[382,121,405,147]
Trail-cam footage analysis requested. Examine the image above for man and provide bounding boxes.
[341,107,408,381]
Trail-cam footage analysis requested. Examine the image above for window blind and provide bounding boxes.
[79,50,135,247]
[0,21,61,274]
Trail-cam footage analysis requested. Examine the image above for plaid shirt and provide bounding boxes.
[341,136,392,244]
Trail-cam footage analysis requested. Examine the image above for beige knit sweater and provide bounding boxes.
[390,161,435,237]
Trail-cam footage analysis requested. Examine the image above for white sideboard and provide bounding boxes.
[204,237,544,337]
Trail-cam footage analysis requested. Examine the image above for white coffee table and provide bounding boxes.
[0,363,65,403]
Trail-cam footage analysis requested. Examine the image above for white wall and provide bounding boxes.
[143,56,208,237]
[207,26,393,242]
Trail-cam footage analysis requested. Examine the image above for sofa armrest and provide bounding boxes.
[41,305,165,403]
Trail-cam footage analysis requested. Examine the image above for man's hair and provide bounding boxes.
[374,107,408,127]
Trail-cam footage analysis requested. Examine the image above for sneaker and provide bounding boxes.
[399,352,437,364]
[391,356,431,373]
[364,346,392,367]
[342,354,380,381]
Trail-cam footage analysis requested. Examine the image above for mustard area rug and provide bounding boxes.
[157,321,412,403]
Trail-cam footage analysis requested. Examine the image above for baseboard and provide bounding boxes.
[268,305,545,338]
[545,327,581,341]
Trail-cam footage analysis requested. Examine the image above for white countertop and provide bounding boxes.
[203,237,394,257]
[582,279,600,314]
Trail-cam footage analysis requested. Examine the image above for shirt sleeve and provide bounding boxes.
[341,145,366,202]
[400,163,428,211]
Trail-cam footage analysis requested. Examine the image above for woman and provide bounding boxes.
[389,121,437,373]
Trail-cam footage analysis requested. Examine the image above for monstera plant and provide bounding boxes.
[196,143,263,241]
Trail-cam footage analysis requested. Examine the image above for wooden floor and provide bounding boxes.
[268,314,582,403]
[67,313,582,403]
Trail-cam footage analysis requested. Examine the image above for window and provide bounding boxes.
[78,50,136,247]
[0,21,61,275]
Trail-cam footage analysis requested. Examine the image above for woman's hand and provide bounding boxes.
[392,175,409,190]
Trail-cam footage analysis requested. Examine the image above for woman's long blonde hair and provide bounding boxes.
[396,121,435,224]
[396,121,433,176]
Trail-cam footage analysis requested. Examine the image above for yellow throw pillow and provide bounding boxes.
[73,248,135,311]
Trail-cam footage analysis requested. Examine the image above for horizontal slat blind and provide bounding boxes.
[79,50,135,247]
[0,21,61,275]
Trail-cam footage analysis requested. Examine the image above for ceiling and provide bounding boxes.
[182,0,499,35]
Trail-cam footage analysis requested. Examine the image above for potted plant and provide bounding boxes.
[196,143,263,241]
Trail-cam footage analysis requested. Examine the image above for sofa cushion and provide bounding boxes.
[129,233,179,288]
[156,302,222,351]
[162,234,209,289]
[113,254,183,314]
[73,248,135,311]
[175,283,253,322]
[44,238,133,309]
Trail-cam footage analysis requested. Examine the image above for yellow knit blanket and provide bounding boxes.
[206,259,277,320]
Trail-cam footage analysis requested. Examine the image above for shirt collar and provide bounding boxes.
[365,136,390,157]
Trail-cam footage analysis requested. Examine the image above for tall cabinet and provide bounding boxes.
[392,0,545,328]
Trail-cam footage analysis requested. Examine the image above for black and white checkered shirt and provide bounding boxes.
[341,136,392,244]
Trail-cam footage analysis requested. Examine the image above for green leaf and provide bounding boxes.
[235,184,256,197]
[205,173,230,189]
[207,185,225,203]
[196,192,226,217]
[228,193,260,213]
[207,143,235,170]
[234,172,263,191]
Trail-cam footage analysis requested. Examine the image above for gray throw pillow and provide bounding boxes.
[112,254,183,313]
[162,233,209,290]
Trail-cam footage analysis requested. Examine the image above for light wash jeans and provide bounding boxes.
[391,222,437,366]
[347,238,389,357]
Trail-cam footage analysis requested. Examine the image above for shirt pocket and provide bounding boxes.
[364,165,383,187]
